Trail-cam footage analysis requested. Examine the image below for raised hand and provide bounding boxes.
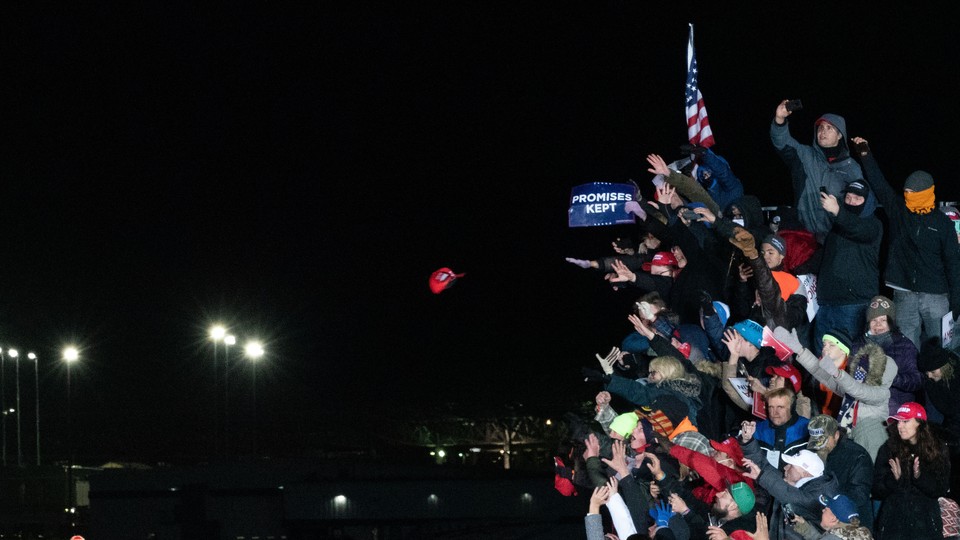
[693,205,716,224]
[889,457,902,480]
[820,190,840,216]
[646,154,671,177]
[723,328,744,360]
[607,259,637,284]
[628,313,655,338]
[740,420,756,442]
[741,458,762,480]
[753,512,770,540]
[643,451,664,479]
[668,492,689,514]
[590,485,611,513]
[772,326,803,354]
[583,433,600,460]
[605,475,620,495]
[602,439,630,478]
[596,346,619,375]
[648,500,675,527]
[850,136,870,157]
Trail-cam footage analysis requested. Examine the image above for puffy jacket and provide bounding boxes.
[794,342,897,461]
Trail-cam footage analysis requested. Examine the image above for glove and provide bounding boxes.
[565,257,592,269]
[595,346,620,375]
[648,500,675,528]
[616,352,639,373]
[679,143,706,161]
[699,289,715,314]
[624,200,647,220]
[852,139,870,157]
[729,227,758,259]
[773,326,802,354]
[581,367,611,384]
[819,356,840,377]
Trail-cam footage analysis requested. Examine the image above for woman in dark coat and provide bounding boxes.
[872,401,950,539]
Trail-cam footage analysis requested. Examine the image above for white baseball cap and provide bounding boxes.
[782,449,824,477]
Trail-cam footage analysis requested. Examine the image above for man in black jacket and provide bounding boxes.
[812,179,882,355]
[806,414,874,531]
[852,136,960,349]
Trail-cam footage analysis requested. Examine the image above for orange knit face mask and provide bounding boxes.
[905,186,935,214]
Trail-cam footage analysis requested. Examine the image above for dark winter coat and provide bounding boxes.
[821,434,875,531]
[852,331,922,415]
[872,438,950,539]
[859,150,960,315]
[816,201,882,306]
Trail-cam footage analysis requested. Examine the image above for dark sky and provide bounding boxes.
[2,4,957,463]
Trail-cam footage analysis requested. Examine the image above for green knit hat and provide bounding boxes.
[609,412,639,438]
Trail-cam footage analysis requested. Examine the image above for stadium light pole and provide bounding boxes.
[244,340,264,455]
[63,346,79,512]
[29,352,39,466]
[9,349,21,467]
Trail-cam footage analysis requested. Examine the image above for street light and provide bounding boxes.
[29,353,39,466]
[209,324,226,457]
[223,334,236,457]
[9,349,20,467]
[244,341,264,455]
[63,346,79,512]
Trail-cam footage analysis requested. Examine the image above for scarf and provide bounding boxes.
[865,331,893,349]
[905,186,935,214]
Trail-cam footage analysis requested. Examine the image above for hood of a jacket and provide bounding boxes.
[848,342,891,387]
[813,113,852,158]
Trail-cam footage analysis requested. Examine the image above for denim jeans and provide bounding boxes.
[812,303,868,356]
[893,289,950,349]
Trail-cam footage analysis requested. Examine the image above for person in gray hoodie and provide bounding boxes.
[770,100,875,242]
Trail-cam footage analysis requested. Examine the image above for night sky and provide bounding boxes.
[2,4,956,464]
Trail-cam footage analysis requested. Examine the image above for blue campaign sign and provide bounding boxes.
[568,182,638,228]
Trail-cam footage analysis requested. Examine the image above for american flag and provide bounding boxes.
[685,24,714,148]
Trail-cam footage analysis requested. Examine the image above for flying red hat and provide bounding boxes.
[429,267,465,294]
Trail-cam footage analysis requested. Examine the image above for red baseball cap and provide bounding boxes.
[889,402,927,422]
[642,251,678,272]
[766,363,802,393]
[710,436,744,466]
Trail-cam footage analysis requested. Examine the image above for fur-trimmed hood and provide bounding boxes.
[847,342,890,387]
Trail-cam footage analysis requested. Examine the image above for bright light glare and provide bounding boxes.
[244,341,264,359]
[63,347,79,363]
[224,335,236,346]
[28,352,37,360]
[8,349,18,358]
[209,325,227,341]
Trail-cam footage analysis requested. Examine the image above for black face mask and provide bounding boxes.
[843,202,864,215]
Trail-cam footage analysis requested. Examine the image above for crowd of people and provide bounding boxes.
[558,101,960,540]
